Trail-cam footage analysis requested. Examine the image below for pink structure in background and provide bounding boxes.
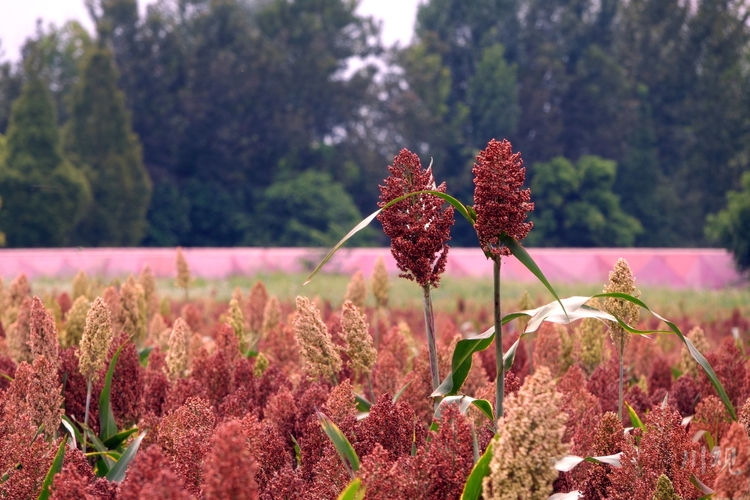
[0,247,743,289]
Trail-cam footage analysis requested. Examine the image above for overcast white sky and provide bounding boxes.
[0,0,421,63]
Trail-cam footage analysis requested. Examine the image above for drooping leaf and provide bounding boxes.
[60,417,78,450]
[499,235,566,319]
[37,435,67,500]
[460,441,493,500]
[106,431,147,483]
[99,342,126,441]
[102,428,138,450]
[355,395,371,413]
[548,493,582,500]
[138,346,153,367]
[594,291,737,421]
[305,190,471,285]
[291,435,302,468]
[625,402,644,430]
[554,453,622,472]
[337,478,366,500]
[437,396,494,422]
[392,380,413,403]
[318,411,360,478]
[691,474,715,495]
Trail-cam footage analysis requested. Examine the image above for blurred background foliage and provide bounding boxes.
[0,0,748,265]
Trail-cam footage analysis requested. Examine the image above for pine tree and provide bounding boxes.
[0,57,90,247]
[64,43,151,246]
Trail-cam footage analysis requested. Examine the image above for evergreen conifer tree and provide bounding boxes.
[64,43,151,246]
[0,56,90,247]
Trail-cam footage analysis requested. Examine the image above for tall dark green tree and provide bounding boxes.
[64,43,151,246]
[0,63,90,247]
[526,155,642,247]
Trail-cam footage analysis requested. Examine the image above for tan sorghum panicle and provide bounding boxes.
[78,297,114,380]
[341,300,377,377]
[5,355,64,437]
[680,326,710,379]
[247,280,268,336]
[138,264,158,319]
[604,258,640,355]
[165,318,189,380]
[148,313,167,346]
[575,314,606,376]
[261,295,281,337]
[254,352,269,378]
[8,297,33,363]
[62,296,89,348]
[72,271,90,301]
[187,332,203,368]
[227,298,247,351]
[231,286,244,306]
[28,296,60,367]
[371,256,390,308]
[102,286,120,330]
[294,296,342,383]
[119,276,146,343]
[8,273,31,309]
[175,247,193,298]
[517,290,534,334]
[652,474,680,500]
[344,270,367,309]
[483,366,568,500]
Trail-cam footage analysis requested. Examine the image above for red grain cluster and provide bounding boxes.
[377,148,454,289]
[472,138,534,258]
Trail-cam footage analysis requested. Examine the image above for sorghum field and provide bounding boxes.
[0,256,748,500]
[1,142,749,500]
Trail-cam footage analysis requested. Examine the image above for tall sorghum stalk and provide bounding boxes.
[78,297,113,453]
[603,258,640,420]
[422,285,440,391]
[472,139,534,423]
[493,258,504,419]
[377,149,454,392]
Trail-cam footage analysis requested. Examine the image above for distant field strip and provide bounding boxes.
[0,247,741,289]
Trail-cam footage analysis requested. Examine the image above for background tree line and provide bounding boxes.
[0,0,748,253]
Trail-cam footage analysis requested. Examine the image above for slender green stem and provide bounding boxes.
[366,373,376,404]
[494,258,504,424]
[422,285,440,391]
[83,376,92,454]
[618,348,624,421]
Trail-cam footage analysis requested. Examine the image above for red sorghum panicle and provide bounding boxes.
[158,397,216,495]
[202,419,259,500]
[106,331,143,427]
[355,394,425,461]
[713,422,750,498]
[377,148,454,289]
[421,404,474,499]
[0,413,56,499]
[119,445,191,500]
[472,139,533,258]
[8,296,32,363]
[29,296,60,367]
[5,355,64,436]
[608,405,714,500]
[248,280,269,336]
[692,395,733,445]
